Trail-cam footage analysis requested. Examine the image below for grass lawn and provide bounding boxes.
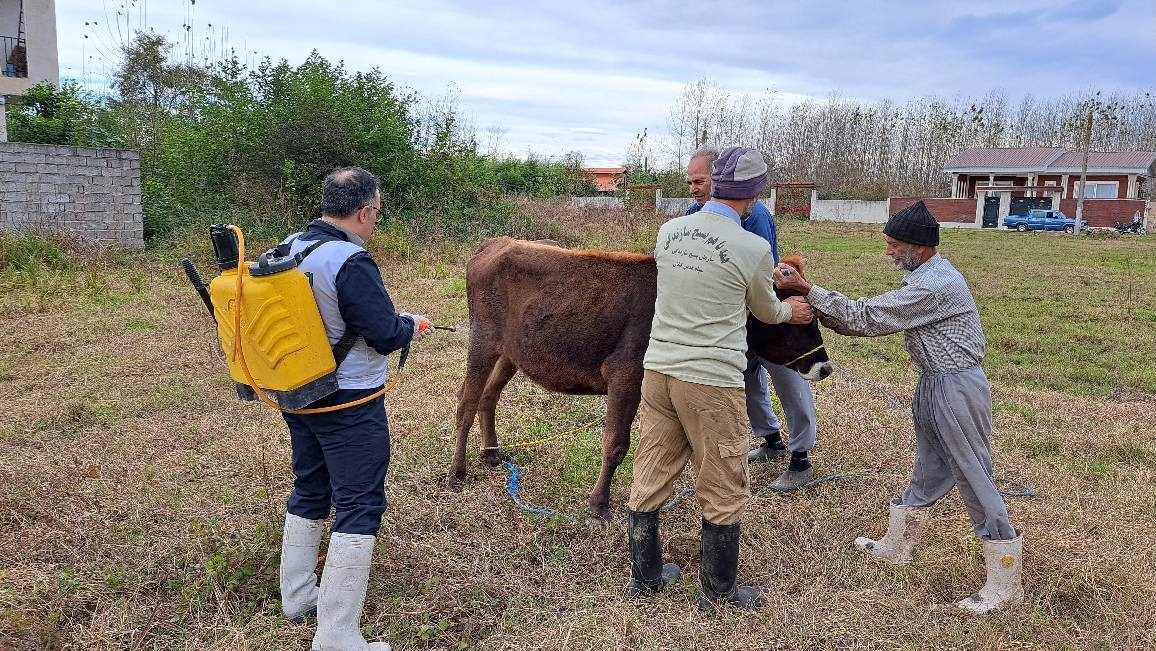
[2,208,1155,650]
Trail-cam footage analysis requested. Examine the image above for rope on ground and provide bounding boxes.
[753,469,877,495]
[609,486,698,525]
[831,361,912,415]
[993,475,1035,498]
[802,469,876,490]
[480,416,603,452]
[832,361,1036,499]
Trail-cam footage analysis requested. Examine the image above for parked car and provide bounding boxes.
[1003,209,1088,233]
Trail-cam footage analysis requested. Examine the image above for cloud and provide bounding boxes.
[54,0,1155,168]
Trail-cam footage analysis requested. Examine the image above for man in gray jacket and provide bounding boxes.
[772,200,1024,614]
[625,147,813,612]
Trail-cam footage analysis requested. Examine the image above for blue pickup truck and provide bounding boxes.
[1004,209,1088,233]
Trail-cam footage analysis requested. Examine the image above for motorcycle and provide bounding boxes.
[1112,213,1147,235]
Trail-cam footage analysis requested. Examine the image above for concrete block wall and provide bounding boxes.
[0,142,143,249]
[657,197,694,215]
[570,196,624,210]
[656,195,775,217]
[811,198,889,223]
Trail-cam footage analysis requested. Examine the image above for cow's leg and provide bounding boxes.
[447,345,501,491]
[588,365,643,527]
[477,356,518,467]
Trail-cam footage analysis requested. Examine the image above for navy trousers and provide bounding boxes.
[282,386,391,536]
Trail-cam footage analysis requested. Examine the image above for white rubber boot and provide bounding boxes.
[853,499,930,565]
[957,533,1025,614]
[280,513,324,622]
[312,533,391,651]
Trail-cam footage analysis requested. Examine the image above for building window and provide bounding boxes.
[1073,181,1118,199]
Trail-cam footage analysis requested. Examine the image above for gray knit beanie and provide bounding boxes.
[710,147,769,200]
[884,200,940,246]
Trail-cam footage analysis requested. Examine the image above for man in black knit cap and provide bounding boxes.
[773,201,1024,614]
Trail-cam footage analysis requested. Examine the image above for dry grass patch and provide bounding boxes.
[2,216,1155,649]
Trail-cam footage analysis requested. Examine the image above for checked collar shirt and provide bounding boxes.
[805,254,986,374]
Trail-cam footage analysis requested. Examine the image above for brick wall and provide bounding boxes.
[889,197,976,223]
[1066,174,1129,199]
[0,142,143,249]
[1057,198,1147,228]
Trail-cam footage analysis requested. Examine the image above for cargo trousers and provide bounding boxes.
[628,370,751,525]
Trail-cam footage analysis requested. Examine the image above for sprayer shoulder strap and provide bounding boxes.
[286,235,362,368]
[332,330,360,368]
[287,234,328,264]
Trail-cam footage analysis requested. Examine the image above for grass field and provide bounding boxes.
[2,205,1155,650]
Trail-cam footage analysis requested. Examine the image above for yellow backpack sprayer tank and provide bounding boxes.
[182,224,447,414]
[211,224,347,410]
[205,224,340,410]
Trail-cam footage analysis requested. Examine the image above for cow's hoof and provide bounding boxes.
[445,473,464,492]
[480,451,502,468]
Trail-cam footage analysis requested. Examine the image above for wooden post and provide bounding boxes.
[1074,111,1092,235]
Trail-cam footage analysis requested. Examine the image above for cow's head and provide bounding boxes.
[746,255,832,381]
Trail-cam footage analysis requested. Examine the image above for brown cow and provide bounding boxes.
[447,237,831,524]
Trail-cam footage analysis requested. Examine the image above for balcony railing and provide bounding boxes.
[2,35,27,78]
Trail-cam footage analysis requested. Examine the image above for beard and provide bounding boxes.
[892,249,923,271]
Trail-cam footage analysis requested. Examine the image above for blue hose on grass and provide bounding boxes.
[503,461,576,522]
[504,460,695,523]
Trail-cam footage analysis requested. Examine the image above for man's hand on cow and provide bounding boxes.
[401,312,433,341]
[783,296,814,324]
[774,263,812,294]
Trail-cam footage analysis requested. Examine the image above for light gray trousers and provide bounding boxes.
[743,356,817,453]
[900,366,1016,541]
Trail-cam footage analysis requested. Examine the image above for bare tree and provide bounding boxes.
[658,80,1156,199]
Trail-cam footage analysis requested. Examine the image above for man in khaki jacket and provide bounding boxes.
[624,146,813,612]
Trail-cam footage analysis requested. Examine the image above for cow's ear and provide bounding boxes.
[781,253,808,279]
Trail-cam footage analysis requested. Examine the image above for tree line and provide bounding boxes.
[642,78,1156,200]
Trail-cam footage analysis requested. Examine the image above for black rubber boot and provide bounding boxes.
[624,509,682,598]
[698,519,765,612]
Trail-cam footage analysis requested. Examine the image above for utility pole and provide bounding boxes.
[1074,111,1092,236]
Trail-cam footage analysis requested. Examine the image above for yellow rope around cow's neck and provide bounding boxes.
[780,343,825,369]
[227,225,403,416]
[479,414,604,452]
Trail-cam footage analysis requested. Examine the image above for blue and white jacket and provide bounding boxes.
[282,219,414,389]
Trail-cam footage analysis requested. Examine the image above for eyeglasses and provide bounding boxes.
[363,204,384,224]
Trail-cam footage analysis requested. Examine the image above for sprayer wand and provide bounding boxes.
[181,258,216,322]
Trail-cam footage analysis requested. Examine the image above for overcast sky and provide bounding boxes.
[56,0,1156,167]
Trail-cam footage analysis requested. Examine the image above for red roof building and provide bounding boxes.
[582,167,626,192]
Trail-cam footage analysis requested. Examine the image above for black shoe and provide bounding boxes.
[698,519,765,612]
[624,509,682,598]
[747,434,787,463]
[287,605,316,624]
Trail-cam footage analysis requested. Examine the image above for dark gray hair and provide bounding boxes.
[321,167,380,218]
[689,144,720,167]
